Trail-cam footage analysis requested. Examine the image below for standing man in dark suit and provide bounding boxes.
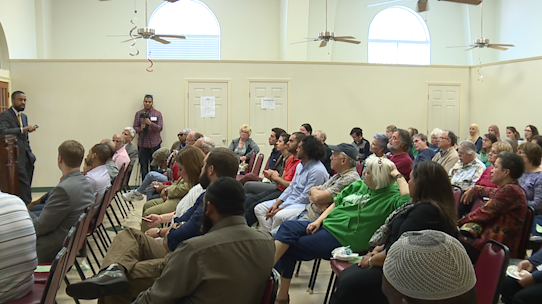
[0,91,37,204]
[33,140,94,263]
[133,94,163,180]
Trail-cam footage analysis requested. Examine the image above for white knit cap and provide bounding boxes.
[383,230,476,301]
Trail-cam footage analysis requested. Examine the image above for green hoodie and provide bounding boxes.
[323,180,410,253]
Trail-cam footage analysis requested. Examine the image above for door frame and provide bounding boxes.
[247,78,291,132]
[425,82,463,136]
[185,78,231,144]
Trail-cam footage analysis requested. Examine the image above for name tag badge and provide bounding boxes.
[150,116,158,122]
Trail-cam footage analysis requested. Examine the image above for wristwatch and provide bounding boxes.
[394,174,404,181]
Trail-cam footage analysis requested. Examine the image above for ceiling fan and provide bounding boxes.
[291,0,361,48]
[105,0,186,44]
[367,0,482,13]
[447,1,514,51]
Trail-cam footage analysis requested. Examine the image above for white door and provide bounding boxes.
[249,81,289,159]
[187,81,229,147]
[427,84,461,135]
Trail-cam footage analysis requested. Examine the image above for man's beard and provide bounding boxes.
[200,170,211,189]
[387,142,400,151]
[200,203,213,234]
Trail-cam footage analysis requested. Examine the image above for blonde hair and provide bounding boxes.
[364,155,397,189]
[492,141,513,154]
[239,124,252,136]
[466,123,480,143]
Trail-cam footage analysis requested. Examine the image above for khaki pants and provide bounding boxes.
[98,228,170,304]
[140,198,180,231]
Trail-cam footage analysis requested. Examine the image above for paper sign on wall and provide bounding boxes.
[261,98,275,109]
[200,96,216,118]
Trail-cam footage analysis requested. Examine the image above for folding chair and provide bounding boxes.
[474,240,509,304]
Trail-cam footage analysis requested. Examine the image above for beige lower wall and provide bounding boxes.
[10,59,472,187]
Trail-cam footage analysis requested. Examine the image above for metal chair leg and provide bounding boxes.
[295,261,302,277]
[307,259,321,294]
[323,272,336,304]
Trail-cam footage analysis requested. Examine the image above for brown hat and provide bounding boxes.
[151,147,170,166]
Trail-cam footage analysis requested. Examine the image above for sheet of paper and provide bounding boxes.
[35,265,52,272]
[536,224,542,234]
[261,98,275,109]
[200,96,216,118]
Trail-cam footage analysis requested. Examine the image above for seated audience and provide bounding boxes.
[531,135,542,147]
[33,140,95,263]
[501,247,542,304]
[432,130,459,173]
[350,127,370,161]
[244,132,290,194]
[466,123,483,152]
[369,133,389,158]
[385,125,397,139]
[185,130,203,146]
[0,192,37,303]
[140,146,205,231]
[100,139,119,180]
[244,133,302,226]
[458,152,527,261]
[122,127,138,164]
[506,137,519,153]
[228,124,260,162]
[459,141,513,217]
[131,177,275,304]
[122,147,171,202]
[254,136,328,232]
[387,129,413,180]
[112,133,130,169]
[517,142,542,235]
[407,127,419,159]
[488,124,501,141]
[241,128,286,186]
[479,133,498,167]
[274,156,410,303]
[429,128,443,153]
[66,148,239,303]
[331,160,458,304]
[170,128,191,151]
[299,123,312,136]
[449,141,485,191]
[83,144,111,216]
[314,130,333,175]
[525,124,539,142]
[382,230,477,304]
[193,136,215,154]
[507,126,523,143]
[412,133,435,163]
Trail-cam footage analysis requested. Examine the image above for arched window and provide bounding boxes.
[148,0,220,60]
[368,6,430,65]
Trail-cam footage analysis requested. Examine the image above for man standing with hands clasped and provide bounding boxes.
[133,94,163,180]
[0,91,37,204]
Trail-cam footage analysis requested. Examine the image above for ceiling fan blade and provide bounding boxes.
[335,38,361,44]
[367,0,404,7]
[464,46,478,51]
[334,36,355,39]
[417,0,428,12]
[487,45,508,51]
[438,0,482,5]
[446,45,472,48]
[319,41,328,47]
[290,40,317,45]
[155,34,186,39]
[107,35,131,37]
[121,36,142,43]
[151,36,171,44]
[489,43,514,47]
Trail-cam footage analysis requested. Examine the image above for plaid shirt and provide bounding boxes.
[133,108,163,148]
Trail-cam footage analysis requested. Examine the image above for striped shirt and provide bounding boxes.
[0,192,37,303]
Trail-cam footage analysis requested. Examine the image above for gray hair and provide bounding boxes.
[431,128,443,138]
[315,130,327,142]
[200,136,215,153]
[373,133,389,150]
[124,127,135,138]
[193,131,204,141]
[338,151,357,168]
[364,154,397,189]
[459,140,477,155]
[413,133,428,142]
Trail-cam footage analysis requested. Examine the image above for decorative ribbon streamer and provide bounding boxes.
[129,9,139,56]
[146,52,154,72]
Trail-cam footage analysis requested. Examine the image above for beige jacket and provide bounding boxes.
[432,147,459,173]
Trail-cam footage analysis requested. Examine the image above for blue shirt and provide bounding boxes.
[414,148,436,164]
[169,192,205,251]
[528,248,542,283]
[268,148,282,171]
[278,159,329,209]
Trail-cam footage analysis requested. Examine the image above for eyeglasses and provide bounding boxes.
[178,133,184,137]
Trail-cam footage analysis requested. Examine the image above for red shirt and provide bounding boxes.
[475,166,498,188]
[277,156,301,192]
[389,153,413,181]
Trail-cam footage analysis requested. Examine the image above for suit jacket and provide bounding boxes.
[33,170,95,263]
[0,107,36,167]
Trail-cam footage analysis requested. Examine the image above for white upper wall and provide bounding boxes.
[1,0,541,64]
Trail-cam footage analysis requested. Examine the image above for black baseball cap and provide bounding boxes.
[328,143,359,161]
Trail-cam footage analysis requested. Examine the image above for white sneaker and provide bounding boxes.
[122,190,144,202]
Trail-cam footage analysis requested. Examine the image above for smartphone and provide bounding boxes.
[130,211,153,222]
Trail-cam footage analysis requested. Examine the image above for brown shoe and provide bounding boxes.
[66,263,129,299]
